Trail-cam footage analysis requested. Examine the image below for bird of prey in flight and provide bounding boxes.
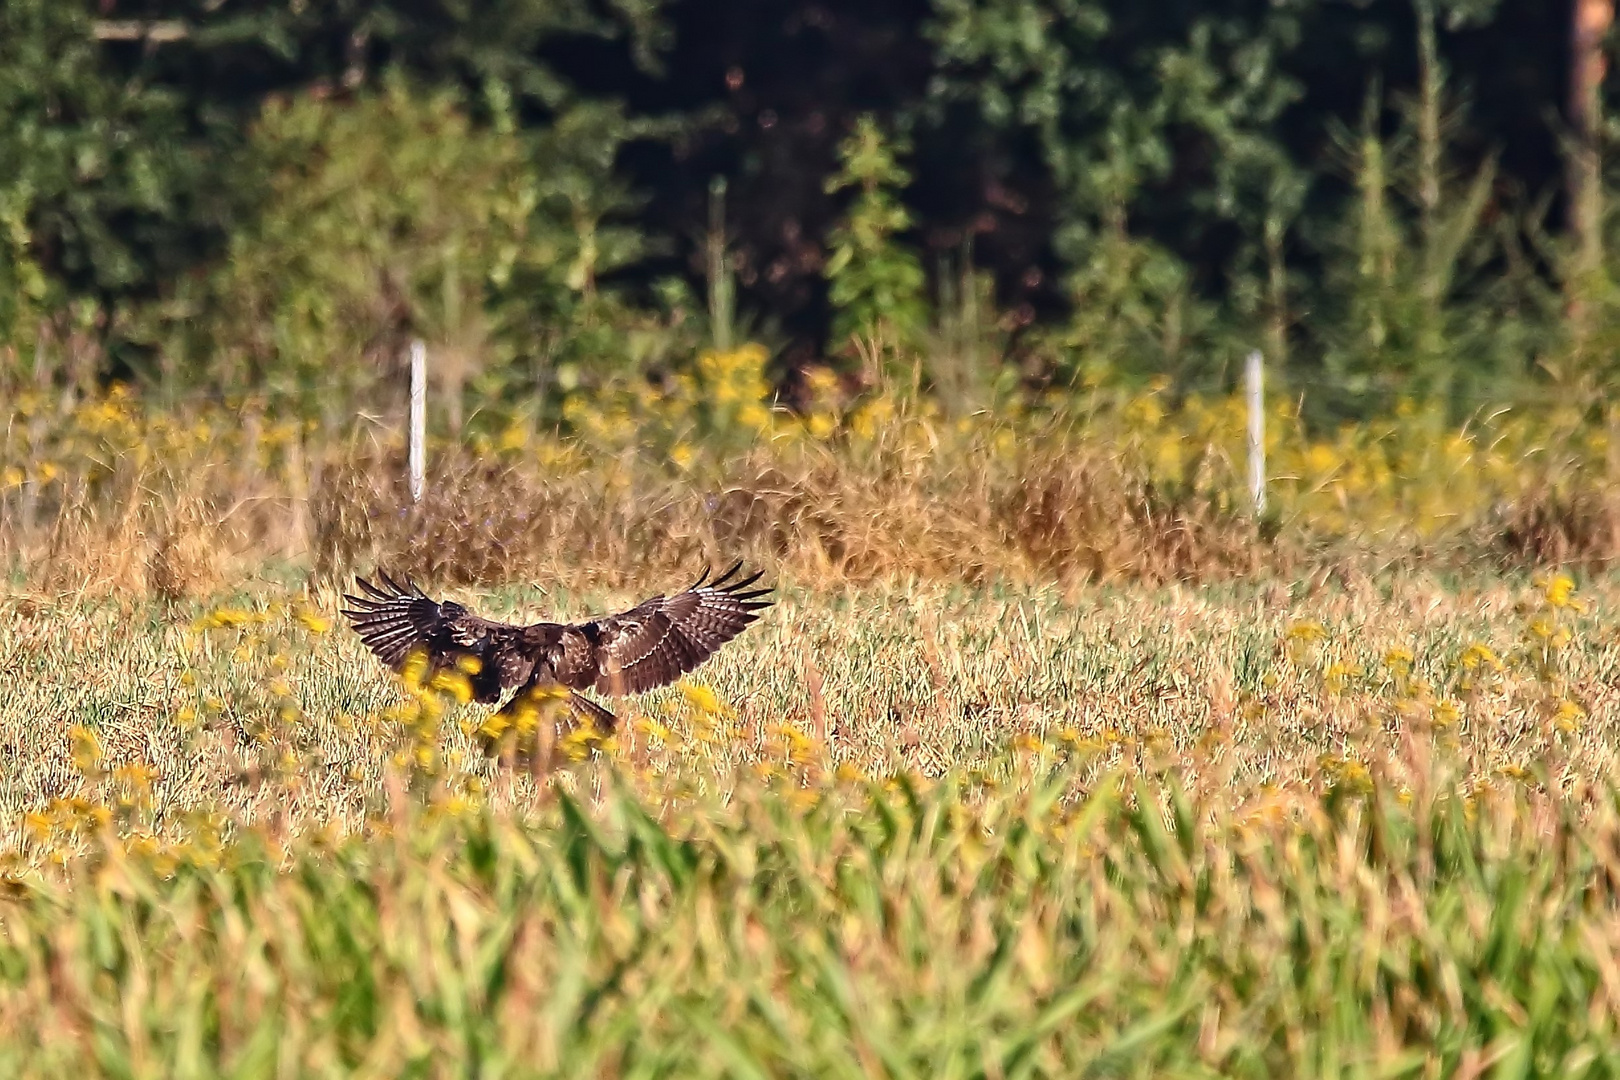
[341,562,772,734]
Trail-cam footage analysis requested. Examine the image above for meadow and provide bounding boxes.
[6,3,1620,1066]
[3,359,1620,1074]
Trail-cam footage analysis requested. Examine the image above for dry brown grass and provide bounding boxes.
[13,375,1620,601]
[299,437,1276,596]
[1493,481,1620,570]
[26,483,239,604]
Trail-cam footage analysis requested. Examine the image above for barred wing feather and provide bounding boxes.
[584,561,773,696]
[339,573,537,697]
[341,562,774,706]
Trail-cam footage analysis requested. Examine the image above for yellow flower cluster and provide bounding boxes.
[2,386,314,506]
[1075,385,1599,545]
[7,342,1605,560]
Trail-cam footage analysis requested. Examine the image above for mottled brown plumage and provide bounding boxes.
[340,562,773,731]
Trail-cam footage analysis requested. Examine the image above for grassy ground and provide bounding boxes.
[1,568,1614,842]
[5,365,1620,1073]
[0,567,1618,1072]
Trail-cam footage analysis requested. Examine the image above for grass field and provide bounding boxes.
[3,569,1616,833]
[1,565,1619,1074]
[5,373,1620,1073]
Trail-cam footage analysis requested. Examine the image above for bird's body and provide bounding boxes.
[340,562,772,735]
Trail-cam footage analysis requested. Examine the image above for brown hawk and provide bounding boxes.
[341,562,773,734]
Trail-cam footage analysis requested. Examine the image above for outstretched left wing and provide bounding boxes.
[340,573,544,700]
[567,561,773,696]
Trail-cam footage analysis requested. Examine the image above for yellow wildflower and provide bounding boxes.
[681,682,723,716]
[296,607,332,634]
[498,425,530,453]
[559,725,605,762]
[1458,643,1503,672]
[633,717,672,743]
[1541,572,1585,612]
[1324,661,1362,694]
[68,726,103,773]
[429,670,474,705]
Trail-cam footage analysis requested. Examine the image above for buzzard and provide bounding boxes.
[340,562,772,734]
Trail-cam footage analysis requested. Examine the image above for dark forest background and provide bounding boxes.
[1,0,1614,427]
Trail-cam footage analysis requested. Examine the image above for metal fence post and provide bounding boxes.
[1246,349,1266,516]
[409,340,426,504]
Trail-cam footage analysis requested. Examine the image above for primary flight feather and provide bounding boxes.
[340,562,773,731]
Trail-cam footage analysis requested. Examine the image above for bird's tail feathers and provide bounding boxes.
[568,690,618,733]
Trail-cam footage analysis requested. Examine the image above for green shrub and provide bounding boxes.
[825,115,929,362]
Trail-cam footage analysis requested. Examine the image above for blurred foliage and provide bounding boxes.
[920,0,1572,406]
[124,79,671,428]
[565,342,780,459]
[1311,2,1553,423]
[188,0,672,103]
[824,116,929,359]
[0,0,675,420]
[0,0,212,346]
[926,0,1306,384]
[0,0,1606,425]
[1039,222,1214,390]
[136,78,535,424]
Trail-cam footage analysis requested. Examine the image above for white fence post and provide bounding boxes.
[409,339,426,504]
[1245,349,1266,516]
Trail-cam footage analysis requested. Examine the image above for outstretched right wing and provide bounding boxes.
[340,573,541,698]
[565,561,774,696]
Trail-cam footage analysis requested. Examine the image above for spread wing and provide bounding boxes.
[567,561,773,696]
[340,573,542,699]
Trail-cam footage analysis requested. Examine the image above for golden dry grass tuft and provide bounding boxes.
[303,434,1273,593]
[147,491,228,602]
[1493,481,1620,570]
